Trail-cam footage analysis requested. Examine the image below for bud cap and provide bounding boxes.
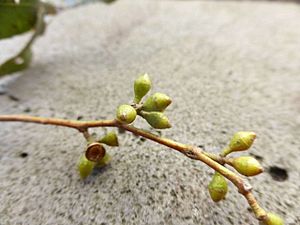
[142,92,172,112]
[141,111,171,129]
[231,156,263,176]
[134,74,151,103]
[208,172,228,202]
[116,104,137,124]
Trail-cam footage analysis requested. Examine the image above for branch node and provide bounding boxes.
[243,179,253,192]
[185,150,197,159]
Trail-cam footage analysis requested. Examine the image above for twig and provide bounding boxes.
[0,114,267,222]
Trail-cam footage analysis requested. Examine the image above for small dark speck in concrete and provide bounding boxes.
[249,153,264,162]
[23,107,31,113]
[77,115,83,120]
[198,144,205,149]
[118,127,126,134]
[268,166,288,182]
[19,152,28,158]
[227,70,233,76]
[156,130,162,135]
[8,94,20,101]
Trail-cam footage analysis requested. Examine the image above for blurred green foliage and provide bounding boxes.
[0,0,116,77]
[0,0,38,40]
[0,0,48,76]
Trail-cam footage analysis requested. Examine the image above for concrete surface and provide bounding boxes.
[0,0,299,224]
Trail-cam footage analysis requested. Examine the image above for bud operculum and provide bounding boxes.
[116,104,137,124]
[208,172,228,202]
[99,131,119,146]
[231,156,263,176]
[140,111,171,129]
[142,92,172,112]
[134,74,151,103]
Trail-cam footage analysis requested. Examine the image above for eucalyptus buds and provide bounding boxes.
[78,142,111,179]
[134,73,151,103]
[77,154,95,179]
[140,111,171,129]
[99,131,119,146]
[222,131,256,156]
[260,212,284,225]
[208,172,228,202]
[230,156,263,176]
[142,92,172,112]
[116,104,137,124]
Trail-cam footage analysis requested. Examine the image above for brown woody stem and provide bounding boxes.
[0,114,267,223]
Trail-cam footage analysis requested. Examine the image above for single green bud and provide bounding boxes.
[231,156,263,177]
[116,104,137,124]
[77,154,95,179]
[230,131,256,151]
[260,212,284,225]
[85,142,106,162]
[96,152,112,168]
[134,74,151,103]
[140,111,171,129]
[99,131,119,146]
[142,92,172,112]
[208,172,228,202]
[222,131,256,156]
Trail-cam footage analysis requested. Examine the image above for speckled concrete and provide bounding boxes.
[0,1,299,224]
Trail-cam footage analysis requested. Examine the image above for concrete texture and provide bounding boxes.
[0,0,300,224]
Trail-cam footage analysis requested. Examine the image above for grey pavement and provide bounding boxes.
[0,0,299,224]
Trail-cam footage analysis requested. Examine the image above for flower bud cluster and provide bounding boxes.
[208,131,264,202]
[116,74,172,129]
[77,131,118,179]
[135,74,172,129]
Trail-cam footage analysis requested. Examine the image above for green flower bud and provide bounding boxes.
[77,154,95,179]
[140,111,171,129]
[85,142,106,162]
[260,212,284,225]
[231,156,263,177]
[208,172,228,202]
[116,104,137,124]
[99,131,119,146]
[96,152,112,168]
[142,92,172,112]
[222,131,256,156]
[134,74,151,103]
[230,131,256,151]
